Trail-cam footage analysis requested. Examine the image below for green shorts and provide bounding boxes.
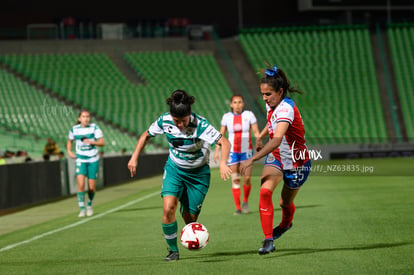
[75,160,99,180]
[162,159,211,215]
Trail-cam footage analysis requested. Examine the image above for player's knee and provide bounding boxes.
[260,175,273,186]
[243,176,251,185]
[163,205,176,217]
[231,173,241,187]
[279,200,293,208]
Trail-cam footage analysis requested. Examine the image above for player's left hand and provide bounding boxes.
[219,163,232,181]
[82,139,92,145]
[239,159,253,176]
[127,158,138,177]
[255,139,263,152]
[67,151,76,159]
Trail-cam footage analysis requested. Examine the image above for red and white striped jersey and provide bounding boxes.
[221,110,257,153]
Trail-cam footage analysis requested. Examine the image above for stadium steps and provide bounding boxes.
[215,37,267,128]
[219,38,262,104]
[387,23,414,142]
[370,25,407,142]
[106,50,147,85]
[188,37,266,127]
[123,51,234,130]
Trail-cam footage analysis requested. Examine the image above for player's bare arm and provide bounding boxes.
[214,125,227,163]
[240,122,289,175]
[66,139,76,159]
[128,131,152,177]
[255,126,268,152]
[216,136,232,180]
[83,137,105,147]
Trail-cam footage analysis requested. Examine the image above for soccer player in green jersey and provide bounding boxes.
[67,110,105,218]
[128,90,232,261]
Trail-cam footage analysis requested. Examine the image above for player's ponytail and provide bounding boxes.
[167,90,195,117]
[259,64,303,97]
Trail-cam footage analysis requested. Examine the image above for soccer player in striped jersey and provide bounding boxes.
[67,110,105,218]
[214,95,260,215]
[128,90,232,262]
[240,65,311,255]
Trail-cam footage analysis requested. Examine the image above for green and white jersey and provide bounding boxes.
[148,112,222,170]
[68,123,103,163]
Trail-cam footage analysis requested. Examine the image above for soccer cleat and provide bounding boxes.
[234,209,242,215]
[86,206,94,217]
[258,239,276,255]
[242,202,249,214]
[273,223,293,239]
[164,250,179,262]
[78,209,86,218]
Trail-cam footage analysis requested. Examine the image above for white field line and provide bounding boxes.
[0,191,159,253]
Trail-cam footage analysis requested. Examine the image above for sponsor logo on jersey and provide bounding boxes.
[233,123,242,132]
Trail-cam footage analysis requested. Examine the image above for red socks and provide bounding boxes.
[259,188,274,239]
[243,184,251,203]
[233,184,251,210]
[232,188,241,210]
[280,203,295,228]
[259,188,296,238]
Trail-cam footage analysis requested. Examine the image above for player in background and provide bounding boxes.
[214,95,260,215]
[128,90,232,262]
[240,65,311,255]
[67,110,105,218]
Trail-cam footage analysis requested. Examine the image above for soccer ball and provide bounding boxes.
[180,222,209,250]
